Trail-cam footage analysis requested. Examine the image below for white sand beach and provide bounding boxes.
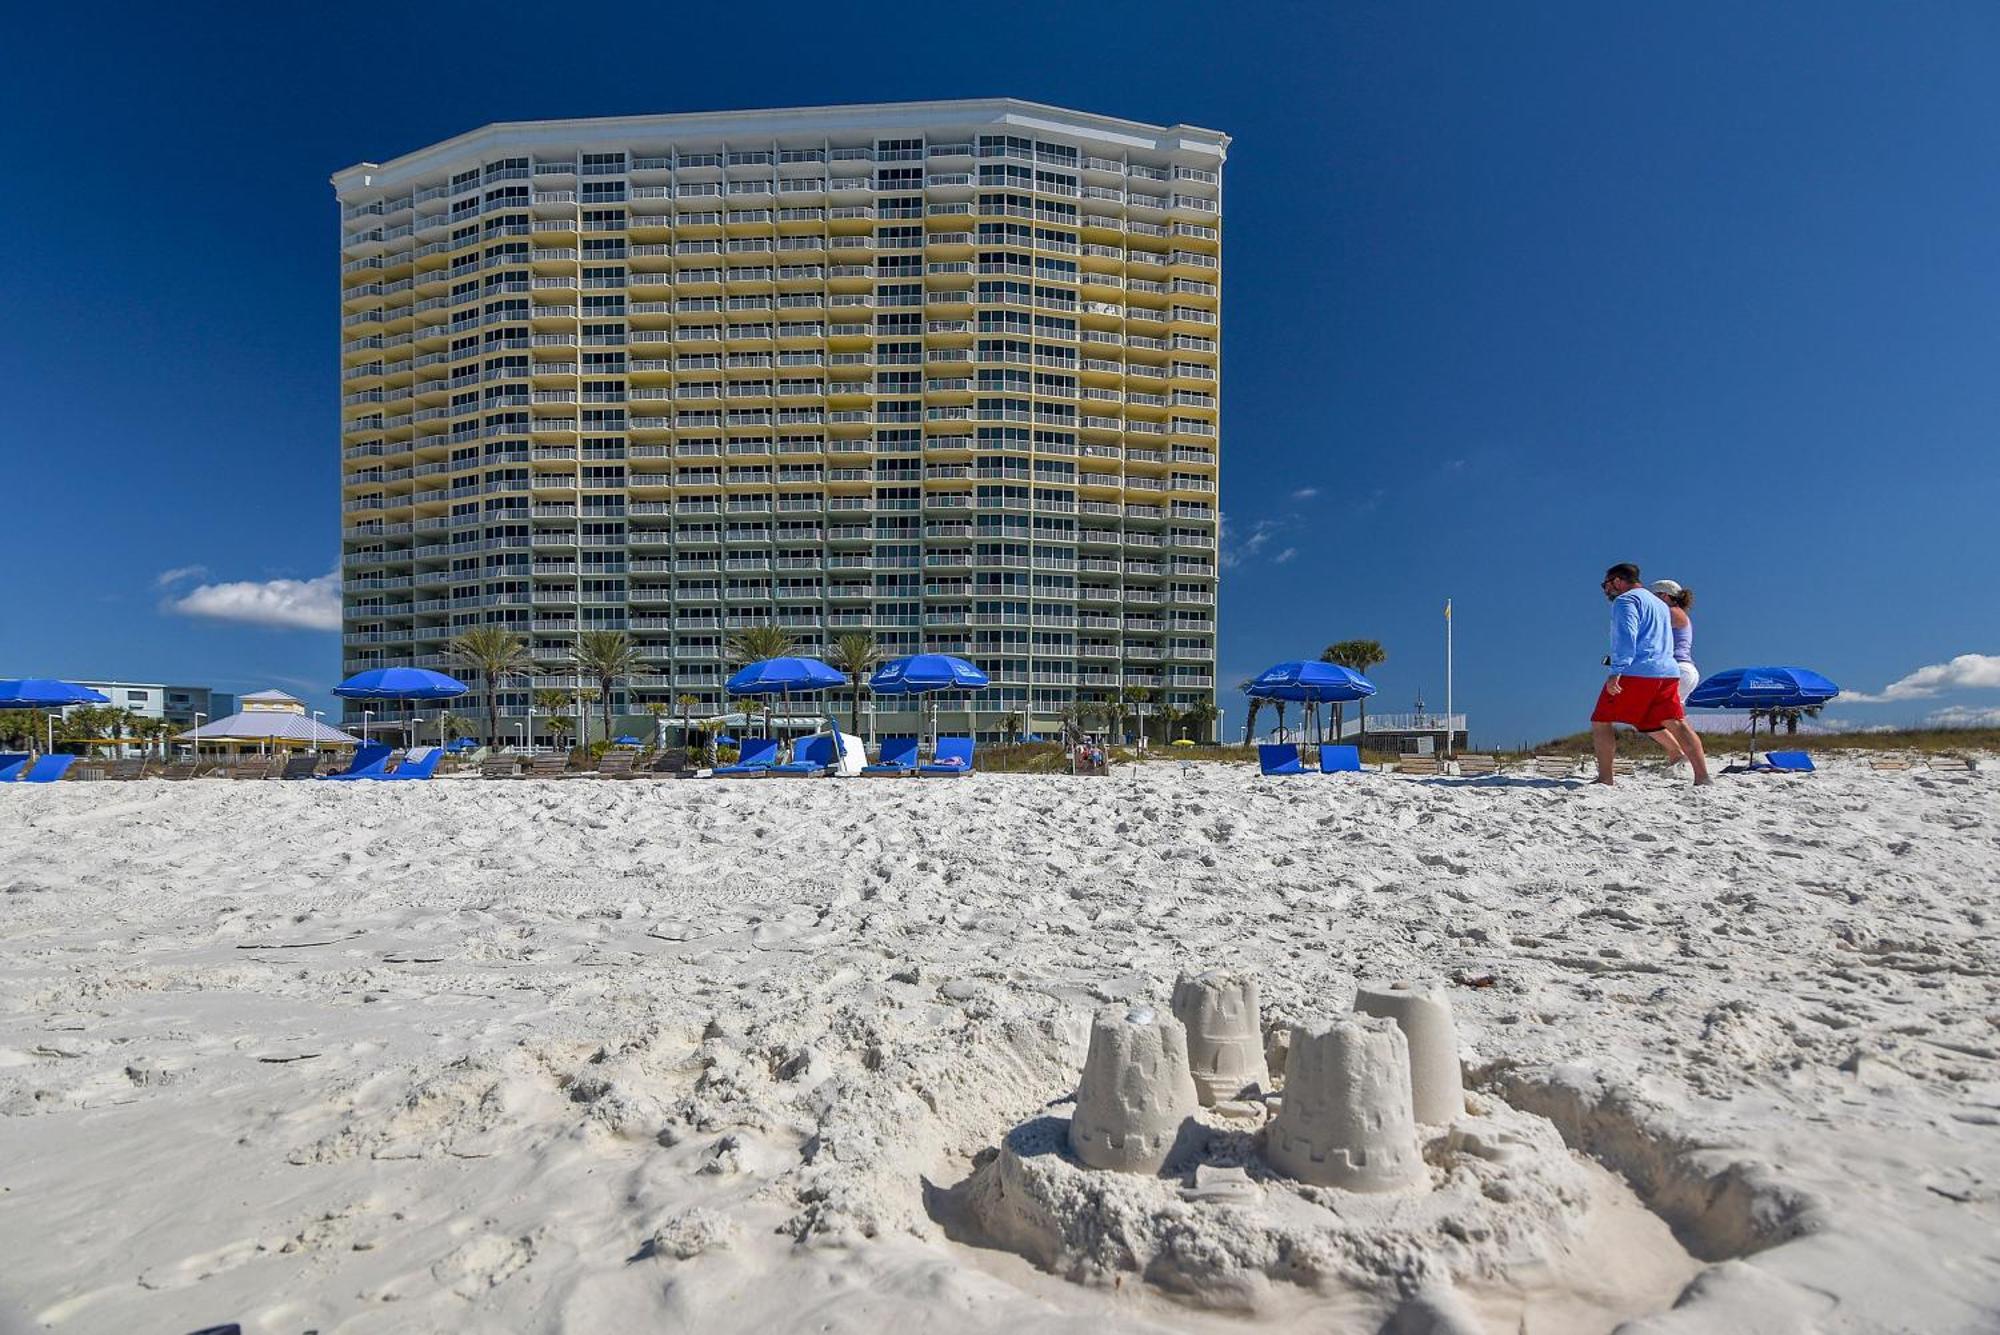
[2,761,1996,1333]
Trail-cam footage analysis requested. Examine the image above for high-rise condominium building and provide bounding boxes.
[335,100,1225,743]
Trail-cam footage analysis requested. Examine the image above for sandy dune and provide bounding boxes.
[1,761,1996,1333]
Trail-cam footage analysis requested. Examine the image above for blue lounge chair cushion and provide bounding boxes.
[380,746,444,781]
[320,742,395,780]
[1764,751,1815,772]
[21,754,78,783]
[0,753,31,782]
[919,737,976,775]
[1318,744,1361,773]
[713,737,781,776]
[1259,743,1303,775]
[860,736,919,775]
[769,734,837,775]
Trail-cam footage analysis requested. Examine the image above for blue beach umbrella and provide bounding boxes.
[1243,661,1376,744]
[334,667,470,748]
[1687,666,1841,760]
[0,679,112,754]
[332,667,470,700]
[613,735,642,746]
[870,654,990,756]
[725,657,848,757]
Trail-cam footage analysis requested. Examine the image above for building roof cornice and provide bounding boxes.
[332,98,1229,195]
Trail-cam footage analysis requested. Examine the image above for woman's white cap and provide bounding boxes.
[1649,579,1683,597]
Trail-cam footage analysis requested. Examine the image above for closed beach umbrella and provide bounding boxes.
[334,667,470,747]
[0,678,111,753]
[1687,666,1840,760]
[725,657,848,759]
[870,654,990,758]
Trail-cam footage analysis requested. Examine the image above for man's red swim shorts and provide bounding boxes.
[1591,676,1685,732]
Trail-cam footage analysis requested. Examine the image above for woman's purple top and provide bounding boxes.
[1672,619,1694,664]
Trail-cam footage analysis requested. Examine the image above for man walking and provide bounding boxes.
[1592,563,1710,786]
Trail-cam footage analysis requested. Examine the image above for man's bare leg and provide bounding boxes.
[1649,728,1686,764]
[1592,722,1619,784]
[1659,719,1710,784]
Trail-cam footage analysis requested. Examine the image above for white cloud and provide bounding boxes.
[1290,486,1319,501]
[167,567,341,631]
[1923,704,2000,728]
[1841,653,2000,703]
[154,565,208,587]
[1273,547,1297,564]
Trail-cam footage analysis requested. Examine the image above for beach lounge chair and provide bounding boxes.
[1532,754,1578,779]
[320,742,394,781]
[232,757,282,780]
[1318,744,1362,774]
[595,750,637,778]
[1395,755,1443,777]
[0,753,33,782]
[1928,756,1976,774]
[860,736,919,776]
[1762,751,1815,773]
[768,734,837,777]
[861,736,918,775]
[379,746,443,781]
[521,752,573,779]
[1611,756,1637,779]
[481,756,522,779]
[1258,743,1303,775]
[920,736,976,775]
[1867,757,1913,772]
[20,755,79,783]
[1454,754,1501,777]
[713,737,781,777]
[648,746,691,777]
[278,754,320,780]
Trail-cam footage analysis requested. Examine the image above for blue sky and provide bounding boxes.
[3,1,1996,743]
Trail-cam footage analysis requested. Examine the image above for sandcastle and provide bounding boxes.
[1266,1014,1427,1191]
[1353,979,1466,1126]
[1060,975,1457,1193]
[1170,969,1270,1105]
[1067,1004,1200,1174]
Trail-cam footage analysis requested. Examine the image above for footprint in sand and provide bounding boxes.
[136,1238,267,1290]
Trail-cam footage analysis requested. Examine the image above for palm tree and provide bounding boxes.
[574,629,639,748]
[1322,639,1387,744]
[726,623,794,739]
[1181,698,1218,744]
[450,626,538,746]
[726,622,795,666]
[435,711,473,743]
[827,631,882,737]
[532,688,569,749]
[676,692,700,747]
[1240,683,1264,747]
[576,686,602,748]
[999,711,1023,745]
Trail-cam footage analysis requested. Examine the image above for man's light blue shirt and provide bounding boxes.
[1609,588,1680,678]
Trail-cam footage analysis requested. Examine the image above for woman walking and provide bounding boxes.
[1650,580,1699,699]
[1637,579,1699,768]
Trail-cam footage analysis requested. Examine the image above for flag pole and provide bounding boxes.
[1444,598,1453,755]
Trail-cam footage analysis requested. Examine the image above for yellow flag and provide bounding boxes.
[1444,599,1452,620]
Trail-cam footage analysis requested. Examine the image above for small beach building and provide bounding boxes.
[175,689,361,754]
